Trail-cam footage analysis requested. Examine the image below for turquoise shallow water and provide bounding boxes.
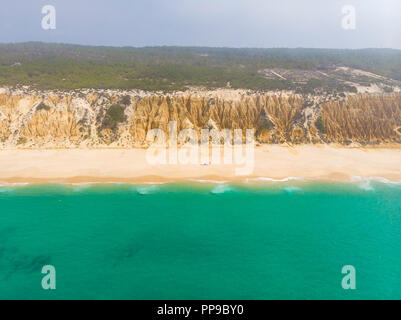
[0,181,400,300]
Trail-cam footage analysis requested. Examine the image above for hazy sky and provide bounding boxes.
[0,0,400,49]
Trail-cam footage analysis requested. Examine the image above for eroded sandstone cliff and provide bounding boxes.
[0,88,400,148]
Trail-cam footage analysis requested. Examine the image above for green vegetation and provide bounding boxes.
[17,137,27,145]
[301,78,323,94]
[383,86,394,93]
[119,95,131,106]
[260,118,275,130]
[36,102,50,111]
[101,104,127,131]
[0,43,400,92]
[259,109,275,130]
[315,116,327,134]
[344,140,353,145]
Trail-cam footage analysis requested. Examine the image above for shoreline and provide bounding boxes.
[1,177,401,187]
[0,145,400,185]
[2,175,401,185]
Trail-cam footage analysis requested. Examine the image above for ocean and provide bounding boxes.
[0,180,400,300]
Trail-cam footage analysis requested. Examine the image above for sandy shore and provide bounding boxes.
[0,145,400,184]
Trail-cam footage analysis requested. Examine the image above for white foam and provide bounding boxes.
[250,177,306,182]
[189,179,227,184]
[283,186,303,193]
[136,185,160,195]
[68,182,126,186]
[142,182,166,185]
[359,181,375,191]
[71,184,92,192]
[351,176,401,188]
[0,182,29,187]
[210,184,234,194]
[366,177,401,185]
[350,176,375,191]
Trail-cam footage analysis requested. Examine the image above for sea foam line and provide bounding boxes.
[350,176,401,185]
[189,179,227,184]
[247,177,306,182]
[0,182,30,187]
[350,175,401,192]
[283,186,303,193]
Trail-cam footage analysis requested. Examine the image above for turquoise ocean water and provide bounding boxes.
[0,180,400,300]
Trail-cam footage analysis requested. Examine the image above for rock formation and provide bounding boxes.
[0,87,400,148]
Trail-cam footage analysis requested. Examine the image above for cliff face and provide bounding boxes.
[0,88,400,148]
[321,95,401,143]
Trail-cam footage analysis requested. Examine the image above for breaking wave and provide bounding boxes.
[136,185,160,195]
[283,186,303,193]
[249,177,306,182]
[210,184,234,194]
[190,179,227,184]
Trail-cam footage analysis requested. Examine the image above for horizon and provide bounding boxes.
[1,41,401,52]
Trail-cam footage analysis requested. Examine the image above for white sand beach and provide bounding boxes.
[0,145,400,184]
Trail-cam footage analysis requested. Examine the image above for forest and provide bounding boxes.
[0,42,400,92]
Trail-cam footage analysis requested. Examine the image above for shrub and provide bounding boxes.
[259,108,275,130]
[260,118,275,130]
[315,116,327,134]
[17,137,27,145]
[383,86,393,93]
[101,104,127,131]
[120,95,131,106]
[36,102,50,111]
